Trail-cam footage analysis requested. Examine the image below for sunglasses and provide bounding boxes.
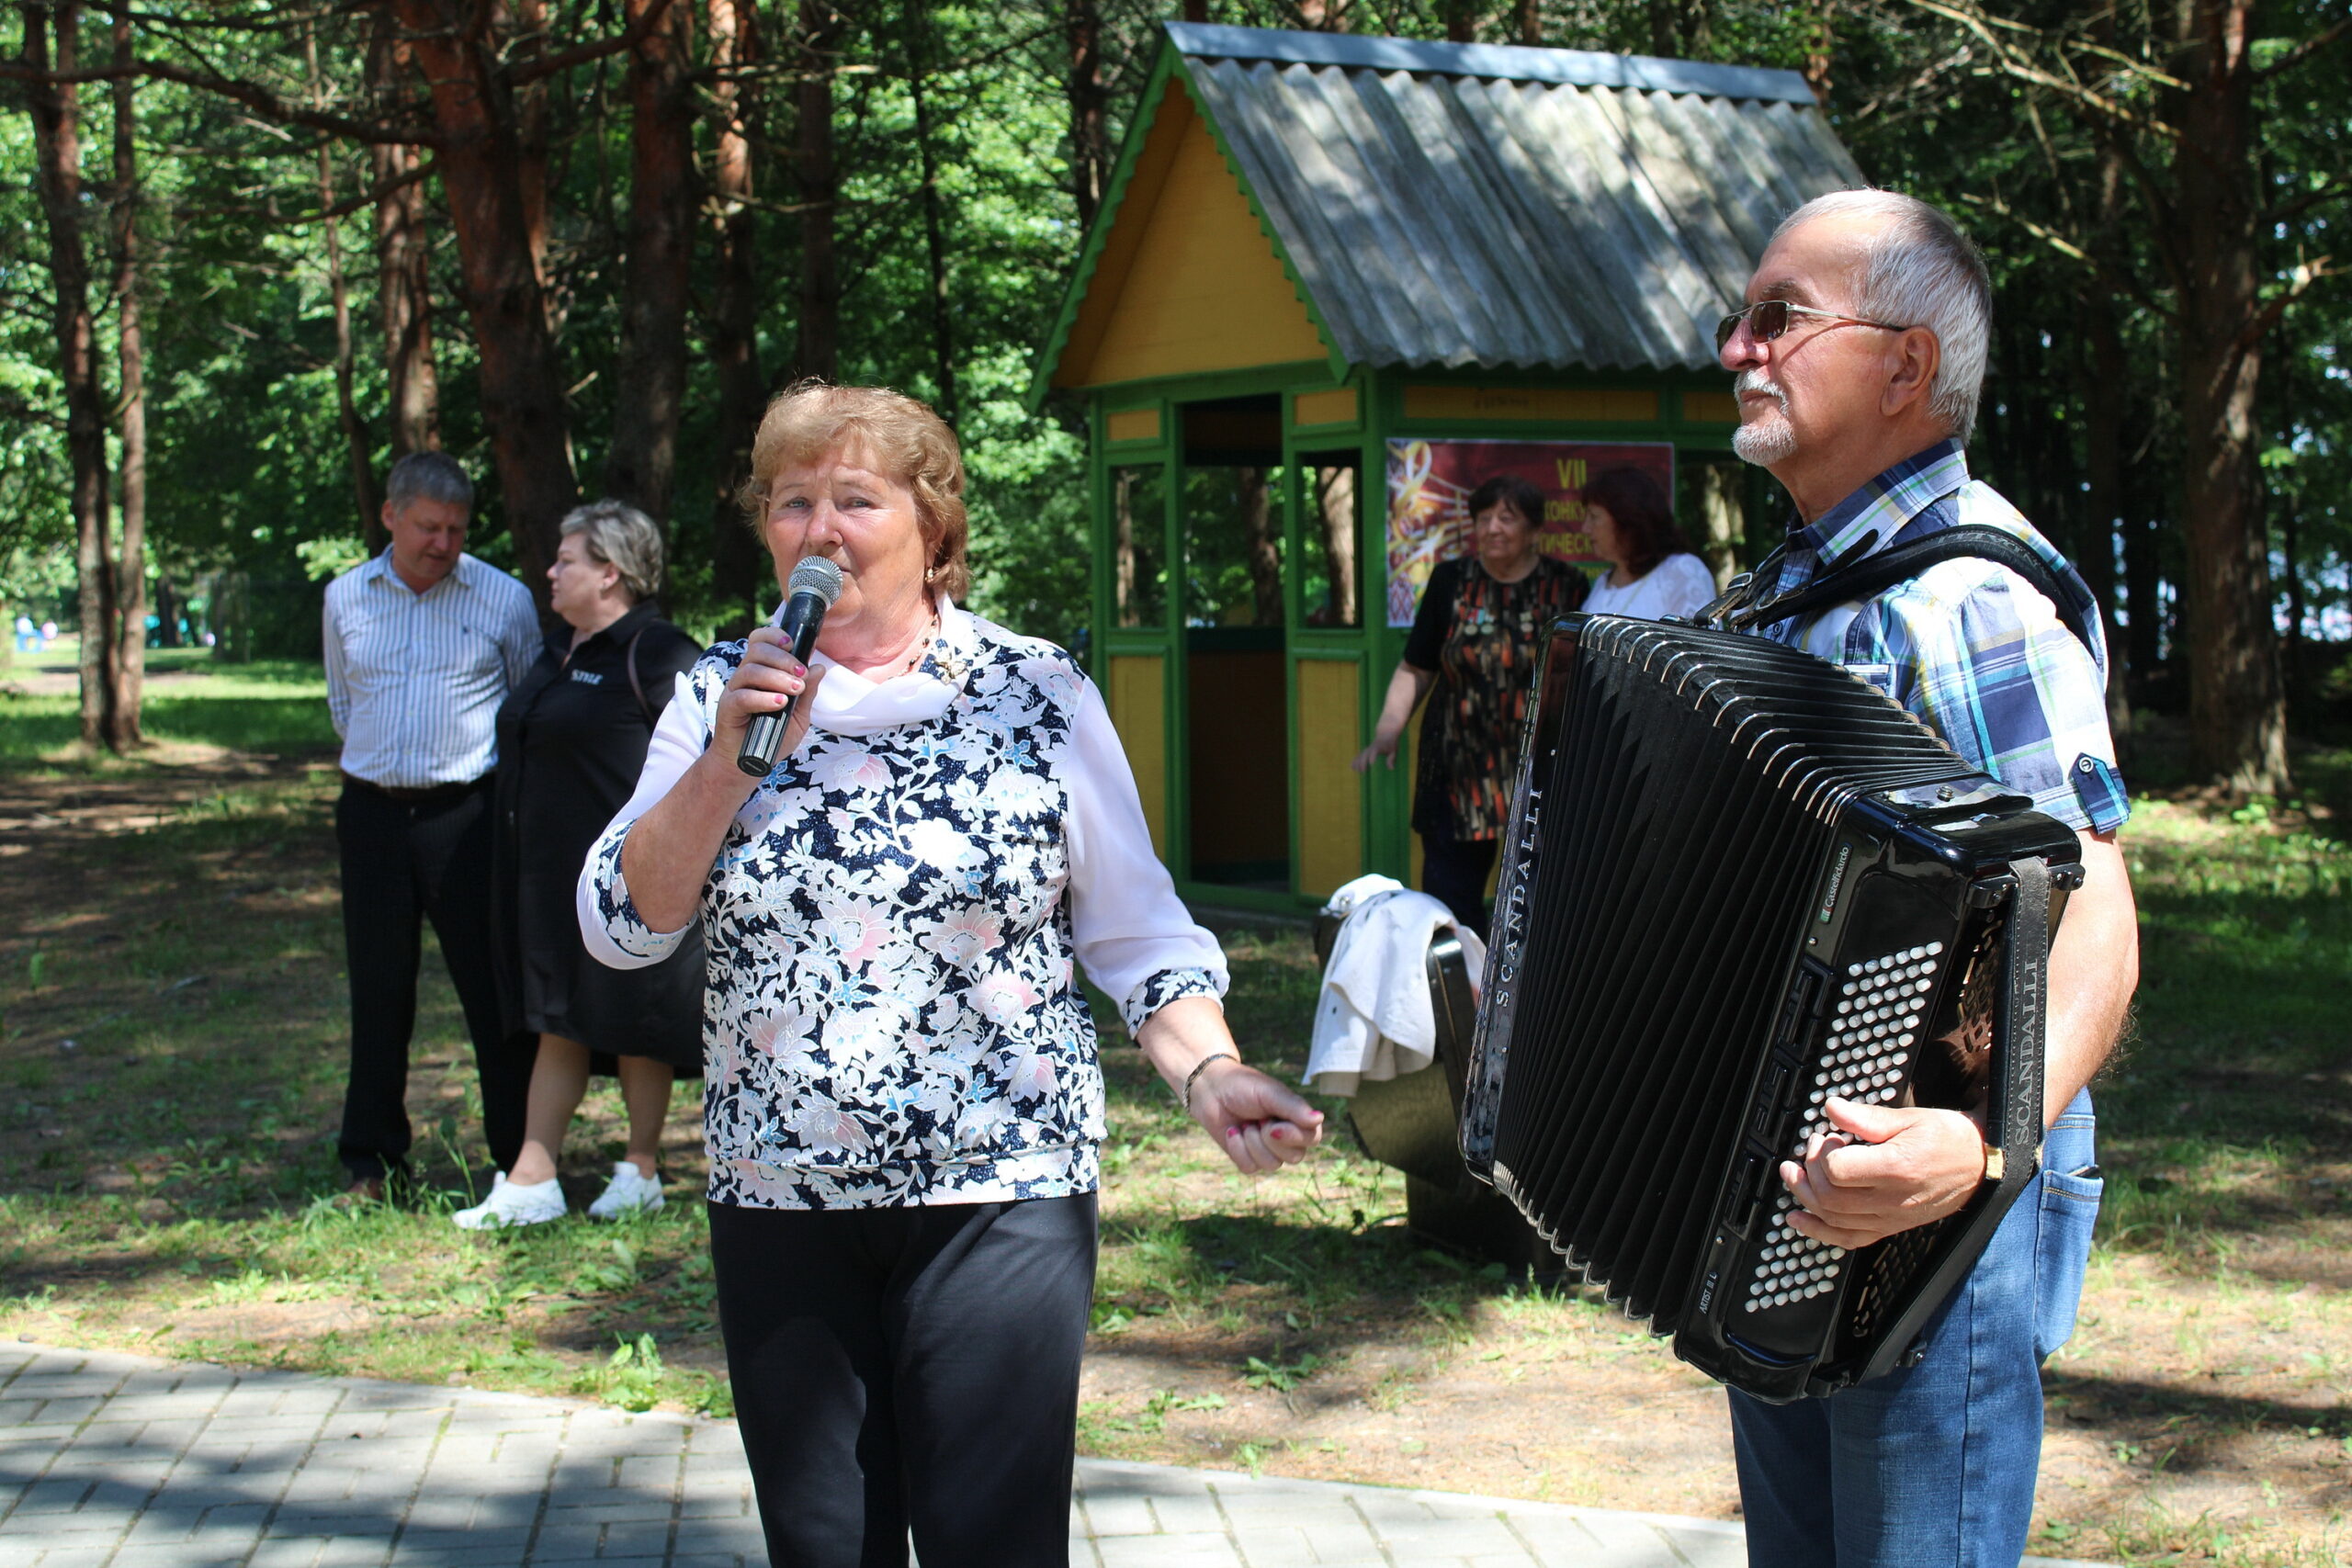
[1714,299,1908,354]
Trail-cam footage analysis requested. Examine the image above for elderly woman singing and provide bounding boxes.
[579,382,1322,1567]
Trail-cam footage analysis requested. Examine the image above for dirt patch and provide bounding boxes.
[160,1297,378,1346]
[7,758,2352,1566]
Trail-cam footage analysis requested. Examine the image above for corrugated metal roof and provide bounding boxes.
[1167,24,1866,375]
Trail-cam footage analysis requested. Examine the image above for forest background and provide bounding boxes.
[2,0,2348,794]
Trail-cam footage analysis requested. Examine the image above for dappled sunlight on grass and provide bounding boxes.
[6,692,2352,1562]
[0,658,333,769]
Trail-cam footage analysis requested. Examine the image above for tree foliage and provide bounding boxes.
[2,0,2346,783]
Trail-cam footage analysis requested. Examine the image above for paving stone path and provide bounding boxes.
[0,1343,2106,1566]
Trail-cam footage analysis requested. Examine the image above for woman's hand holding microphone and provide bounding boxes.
[709,625,830,779]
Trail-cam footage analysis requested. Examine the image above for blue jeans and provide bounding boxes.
[1728,1090,2101,1568]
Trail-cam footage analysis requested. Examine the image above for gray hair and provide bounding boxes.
[1771,189,1992,443]
[560,499,664,604]
[383,450,474,513]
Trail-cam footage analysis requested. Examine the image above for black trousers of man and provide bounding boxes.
[334,777,530,1183]
[709,1194,1098,1568]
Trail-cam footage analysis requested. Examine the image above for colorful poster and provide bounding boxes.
[1385,439,1675,627]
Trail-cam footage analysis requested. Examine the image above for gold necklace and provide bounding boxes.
[883,611,939,680]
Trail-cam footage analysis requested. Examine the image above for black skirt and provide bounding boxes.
[492,602,707,1077]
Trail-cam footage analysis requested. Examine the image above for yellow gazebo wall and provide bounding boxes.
[1294,656,1363,899]
[1106,653,1168,859]
[1051,78,1328,391]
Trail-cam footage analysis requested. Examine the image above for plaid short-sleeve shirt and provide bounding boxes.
[1749,440,2130,835]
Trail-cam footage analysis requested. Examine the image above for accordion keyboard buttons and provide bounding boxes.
[1745,944,1946,1314]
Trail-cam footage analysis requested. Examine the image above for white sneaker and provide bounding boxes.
[453,1171,567,1230]
[587,1162,665,1220]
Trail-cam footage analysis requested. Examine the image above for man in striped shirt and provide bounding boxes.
[322,452,540,1202]
[1712,192,2139,1566]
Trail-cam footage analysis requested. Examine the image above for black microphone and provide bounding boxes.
[736,556,844,777]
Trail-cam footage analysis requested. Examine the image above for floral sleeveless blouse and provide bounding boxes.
[586,610,1223,1211]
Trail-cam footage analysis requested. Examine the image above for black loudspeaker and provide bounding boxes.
[1314,911,1553,1273]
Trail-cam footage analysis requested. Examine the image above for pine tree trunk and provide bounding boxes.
[905,0,956,424]
[310,26,380,551]
[1065,0,1107,231]
[24,0,118,750]
[370,2,440,507]
[1239,468,1281,626]
[1114,468,1137,626]
[107,8,145,750]
[1315,465,1359,626]
[2172,0,2288,793]
[2081,289,2132,750]
[393,0,579,603]
[795,0,842,380]
[606,0,697,525]
[510,0,555,321]
[1803,0,1835,105]
[707,0,768,626]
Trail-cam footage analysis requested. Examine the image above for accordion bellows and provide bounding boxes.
[1462,615,2082,1402]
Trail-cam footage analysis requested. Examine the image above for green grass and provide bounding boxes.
[2090,785,2352,1258]
[0,645,334,767]
[4,684,2351,1564]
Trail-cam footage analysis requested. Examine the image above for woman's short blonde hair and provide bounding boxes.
[740,380,970,602]
[560,498,664,603]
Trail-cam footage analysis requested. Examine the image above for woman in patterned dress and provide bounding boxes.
[578,382,1322,1568]
[1353,475,1587,936]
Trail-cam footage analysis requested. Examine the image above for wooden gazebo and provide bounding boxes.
[1030,23,1862,911]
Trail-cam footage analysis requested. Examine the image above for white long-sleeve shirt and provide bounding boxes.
[322,550,539,787]
[579,600,1225,1210]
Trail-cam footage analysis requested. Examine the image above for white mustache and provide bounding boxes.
[1736,369,1790,411]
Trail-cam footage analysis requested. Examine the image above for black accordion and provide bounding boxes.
[1461,615,2083,1402]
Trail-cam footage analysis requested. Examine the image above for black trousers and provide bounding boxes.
[708,1194,1098,1568]
[1419,831,1498,939]
[334,777,530,1180]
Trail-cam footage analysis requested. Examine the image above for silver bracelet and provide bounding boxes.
[1179,1052,1238,1116]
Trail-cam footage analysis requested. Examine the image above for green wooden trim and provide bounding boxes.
[1031,39,1358,410]
[1280,400,1383,894]
[1286,374,1366,439]
[1087,404,1109,683]
[1102,391,1174,454]
[1026,49,1184,411]
[1173,881,1321,916]
[1360,368,1411,882]
[1080,361,1339,408]
[1160,447,1189,886]
[1377,362,1727,394]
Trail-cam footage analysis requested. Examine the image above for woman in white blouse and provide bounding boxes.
[1577,466,1720,621]
[578,381,1321,1568]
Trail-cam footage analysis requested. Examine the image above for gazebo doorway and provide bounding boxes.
[1180,395,1289,891]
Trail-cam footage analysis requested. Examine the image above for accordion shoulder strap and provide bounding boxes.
[1990,857,2051,1197]
[1713,525,2099,660]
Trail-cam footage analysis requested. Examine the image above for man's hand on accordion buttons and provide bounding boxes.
[1778,1096,1989,1250]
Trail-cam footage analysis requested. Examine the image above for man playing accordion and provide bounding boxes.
[1711,191,2140,1566]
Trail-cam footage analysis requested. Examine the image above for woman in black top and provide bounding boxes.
[1353,475,1585,937]
[457,500,706,1229]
